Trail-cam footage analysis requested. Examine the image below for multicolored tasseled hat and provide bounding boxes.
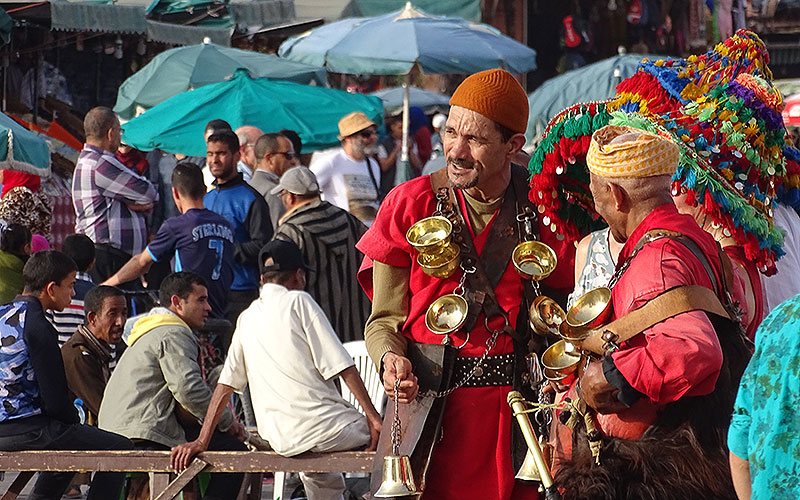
[528,30,796,274]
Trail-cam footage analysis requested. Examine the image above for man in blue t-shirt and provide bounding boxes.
[103,163,235,318]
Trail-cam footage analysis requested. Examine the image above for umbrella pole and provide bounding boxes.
[401,73,410,163]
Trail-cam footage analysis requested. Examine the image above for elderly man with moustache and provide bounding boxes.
[356,69,576,500]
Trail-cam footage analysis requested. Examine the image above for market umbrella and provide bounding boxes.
[525,54,665,145]
[113,39,327,120]
[370,86,450,115]
[782,93,800,127]
[279,2,536,183]
[121,69,384,156]
[0,112,51,176]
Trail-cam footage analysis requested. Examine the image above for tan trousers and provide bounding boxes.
[299,418,370,500]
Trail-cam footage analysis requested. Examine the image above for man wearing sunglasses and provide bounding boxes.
[309,112,382,226]
[250,132,299,231]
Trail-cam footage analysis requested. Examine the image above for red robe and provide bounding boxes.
[357,175,575,500]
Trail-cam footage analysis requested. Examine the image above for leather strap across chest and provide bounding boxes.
[428,165,533,338]
[581,229,742,356]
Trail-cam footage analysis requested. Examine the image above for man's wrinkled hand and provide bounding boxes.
[170,440,207,472]
[227,420,248,442]
[382,352,418,403]
[579,358,627,414]
[365,411,382,451]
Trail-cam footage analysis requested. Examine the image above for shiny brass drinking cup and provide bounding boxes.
[528,295,566,337]
[425,293,469,335]
[406,216,453,255]
[417,244,461,279]
[541,340,582,378]
[512,241,558,281]
[565,287,613,332]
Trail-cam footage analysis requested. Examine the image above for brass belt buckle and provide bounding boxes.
[601,330,620,353]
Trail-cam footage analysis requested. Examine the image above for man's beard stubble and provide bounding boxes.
[447,157,478,189]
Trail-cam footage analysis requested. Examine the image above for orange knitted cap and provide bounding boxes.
[449,69,529,134]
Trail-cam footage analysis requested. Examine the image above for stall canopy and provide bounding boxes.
[48,0,316,46]
[294,0,480,22]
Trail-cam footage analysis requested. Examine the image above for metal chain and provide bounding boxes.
[432,328,500,398]
[607,232,669,289]
[391,378,401,456]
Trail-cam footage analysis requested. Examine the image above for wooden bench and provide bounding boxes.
[0,450,376,500]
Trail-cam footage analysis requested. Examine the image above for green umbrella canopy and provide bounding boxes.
[114,41,328,120]
[0,113,51,176]
[121,69,384,156]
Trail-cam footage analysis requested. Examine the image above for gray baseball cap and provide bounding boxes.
[269,166,320,196]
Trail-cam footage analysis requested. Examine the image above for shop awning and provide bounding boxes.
[49,0,299,45]
[294,0,480,22]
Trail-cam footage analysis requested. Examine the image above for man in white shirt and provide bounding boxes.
[170,239,382,500]
[310,112,381,226]
[235,125,263,183]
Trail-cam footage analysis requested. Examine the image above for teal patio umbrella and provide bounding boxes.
[113,40,328,120]
[121,69,384,156]
[370,86,450,115]
[0,113,51,176]
[279,2,536,183]
[525,54,665,144]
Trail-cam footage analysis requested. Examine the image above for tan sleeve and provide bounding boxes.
[364,261,410,369]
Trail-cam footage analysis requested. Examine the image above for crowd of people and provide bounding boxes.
[0,57,795,500]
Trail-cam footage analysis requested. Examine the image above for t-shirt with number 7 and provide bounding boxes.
[146,208,235,318]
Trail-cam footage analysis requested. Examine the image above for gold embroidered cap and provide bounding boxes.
[586,125,679,178]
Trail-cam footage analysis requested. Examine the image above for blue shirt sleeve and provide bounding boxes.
[146,218,178,262]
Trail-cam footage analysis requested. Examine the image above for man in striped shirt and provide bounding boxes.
[72,107,158,282]
[270,166,370,343]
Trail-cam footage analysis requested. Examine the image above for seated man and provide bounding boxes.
[99,271,246,500]
[0,250,132,500]
[61,285,127,424]
[171,240,382,500]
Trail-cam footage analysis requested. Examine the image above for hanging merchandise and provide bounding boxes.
[627,0,643,24]
[563,16,581,48]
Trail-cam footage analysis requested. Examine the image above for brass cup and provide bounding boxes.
[425,293,469,335]
[566,287,613,332]
[417,244,461,279]
[558,318,590,346]
[512,241,558,281]
[543,366,567,382]
[541,340,582,378]
[406,216,453,255]
[528,295,566,337]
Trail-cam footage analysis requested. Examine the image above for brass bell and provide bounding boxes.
[515,450,542,482]
[375,455,420,498]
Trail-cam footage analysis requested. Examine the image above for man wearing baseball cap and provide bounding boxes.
[309,111,382,226]
[171,239,382,500]
[356,69,577,499]
[270,167,370,345]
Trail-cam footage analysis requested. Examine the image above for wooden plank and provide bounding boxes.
[0,451,375,473]
[149,473,169,500]
[152,458,207,500]
[1,471,35,500]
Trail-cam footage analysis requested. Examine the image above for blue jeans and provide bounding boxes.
[0,417,133,500]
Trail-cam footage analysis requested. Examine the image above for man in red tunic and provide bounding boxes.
[553,125,748,500]
[357,69,576,500]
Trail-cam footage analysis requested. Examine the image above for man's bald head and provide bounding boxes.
[236,125,264,169]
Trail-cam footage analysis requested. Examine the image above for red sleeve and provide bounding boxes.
[610,240,724,405]
[356,178,436,299]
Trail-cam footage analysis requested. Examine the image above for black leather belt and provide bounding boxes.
[452,352,515,388]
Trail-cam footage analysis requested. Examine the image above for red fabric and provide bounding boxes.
[412,126,433,166]
[47,121,83,152]
[357,175,574,500]
[723,245,765,341]
[595,203,725,438]
[1,171,40,197]
[115,148,149,176]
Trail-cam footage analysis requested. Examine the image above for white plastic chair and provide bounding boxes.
[341,340,387,415]
[273,340,385,500]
